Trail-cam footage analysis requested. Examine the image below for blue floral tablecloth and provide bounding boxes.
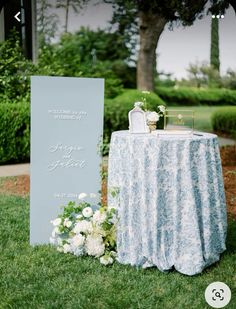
[108,130,227,276]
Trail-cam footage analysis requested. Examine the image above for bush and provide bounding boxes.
[0,33,36,101]
[0,103,30,164]
[212,107,236,138]
[104,89,165,152]
[156,87,236,106]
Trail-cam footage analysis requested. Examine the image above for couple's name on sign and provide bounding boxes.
[30,76,104,245]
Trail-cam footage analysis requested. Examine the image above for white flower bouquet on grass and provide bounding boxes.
[50,193,117,265]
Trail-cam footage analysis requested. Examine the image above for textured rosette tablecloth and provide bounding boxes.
[108,130,227,276]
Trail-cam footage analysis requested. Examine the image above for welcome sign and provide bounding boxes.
[30,76,104,245]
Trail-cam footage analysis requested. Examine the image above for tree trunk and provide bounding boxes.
[137,11,166,91]
[65,0,70,33]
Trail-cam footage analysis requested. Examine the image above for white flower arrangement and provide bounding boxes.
[50,194,117,265]
[134,91,166,125]
[146,111,160,122]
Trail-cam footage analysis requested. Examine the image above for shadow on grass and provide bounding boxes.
[226,217,236,253]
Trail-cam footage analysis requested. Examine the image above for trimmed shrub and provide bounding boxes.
[104,89,165,147]
[212,107,236,138]
[0,103,30,164]
[156,87,236,106]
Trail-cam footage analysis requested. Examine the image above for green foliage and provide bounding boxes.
[0,103,30,164]
[156,87,236,106]
[37,29,131,98]
[212,107,236,138]
[210,17,220,72]
[104,89,165,148]
[0,34,36,101]
[0,195,236,308]
[221,69,236,90]
[185,61,221,88]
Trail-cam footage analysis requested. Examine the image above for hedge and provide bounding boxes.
[212,107,236,138]
[104,89,165,144]
[0,103,30,164]
[156,87,236,106]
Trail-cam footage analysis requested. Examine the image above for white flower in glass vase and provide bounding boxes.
[82,207,93,218]
[146,111,160,122]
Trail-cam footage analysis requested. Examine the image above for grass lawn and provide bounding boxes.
[167,106,233,132]
[0,195,236,308]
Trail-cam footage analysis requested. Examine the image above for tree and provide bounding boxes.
[210,16,220,72]
[106,1,209,91]
[37,0,59,47]
[56,0,88,33]
[106,0,236,91]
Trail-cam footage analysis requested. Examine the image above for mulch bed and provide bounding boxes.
[0,145,235,218]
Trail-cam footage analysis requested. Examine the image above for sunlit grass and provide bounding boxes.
[168,106,233,132]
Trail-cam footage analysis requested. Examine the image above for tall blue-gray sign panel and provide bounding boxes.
[30,76,104,244]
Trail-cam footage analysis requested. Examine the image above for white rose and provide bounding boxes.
[73,220,92,234]
[92,210,107,225]
[100,256,114,265]
[158,105,166,113]
[85,235,105,257]
[90,193,97,198]
[82,207,93,218]
[63,243,72,253]
[51,218,62,226]
[78,193,87,200]
[69,234,85,248]
[147,111,159,122]
[63,218,72,228]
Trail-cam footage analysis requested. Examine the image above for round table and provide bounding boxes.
[108,130,227,276]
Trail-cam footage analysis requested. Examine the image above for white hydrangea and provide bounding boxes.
[147,111,159,122]
[51,218,62,226]
[73,220,92,234]
[92,210,106,225]
[63,218,72,228]
[69,234,85,248]
[82,207,93,218]
[90,193,97,198]
[100,256,114,265]
[63,243,72,253]
[85,235,105,257]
